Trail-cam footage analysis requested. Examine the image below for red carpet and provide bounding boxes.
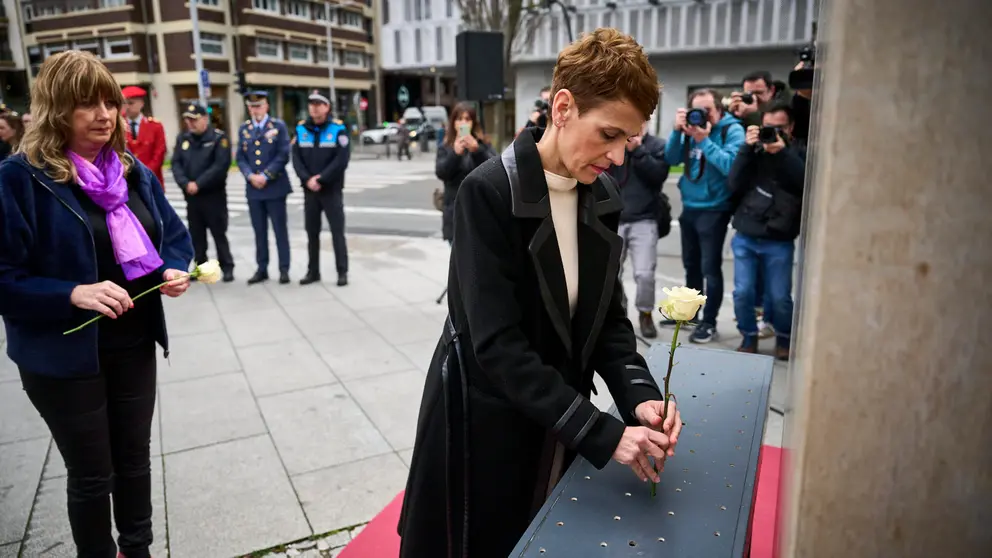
[340,446,782,558]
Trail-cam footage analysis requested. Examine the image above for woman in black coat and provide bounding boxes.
[399,29,683,558]
[435,101,496,242]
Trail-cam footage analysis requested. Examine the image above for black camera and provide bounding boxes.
[740,92,755,105]
[534,99,549,113]
[686,108,708,128]
[758,126,780,144]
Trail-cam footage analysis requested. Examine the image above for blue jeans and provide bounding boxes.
[731,233,794,343]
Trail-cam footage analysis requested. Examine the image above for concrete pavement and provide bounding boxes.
[0,206,788,558]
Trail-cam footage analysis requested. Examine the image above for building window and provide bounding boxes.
[42,43,68,58]
[197,0,221,6]
[403,0,410,21]
[69,3,91,13]
[446,0,453,18]
[100,0,126,7]
[255,38,282,59]
[383,0,390,25]
[435,27,443,61]
[72,39,101,56]
[252,0,280,13]
[413,0,421,21]
[23,4,64,21]
[344,50,366,68]
[286,0,310,19]
[288,43,313,63]
[339,11,363,28]
[423,0,431,19]
[104,37,134,58]
[414,28,422,62]
[393,29,402,63]
[199,32,225,56]
[315,4,329,21]
[316,45,329,62]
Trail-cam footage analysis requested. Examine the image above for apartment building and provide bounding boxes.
[380,0,817,133]
[0,0,30,112]
[378,0,458,121]
[15,0,378,151]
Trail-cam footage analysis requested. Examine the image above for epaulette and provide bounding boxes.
[214,128,225,136]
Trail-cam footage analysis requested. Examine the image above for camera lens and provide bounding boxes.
[686,108,706,127]
[740,93,754,105]
[758,126,779,143]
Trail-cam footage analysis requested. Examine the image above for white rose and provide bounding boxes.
[659,286,706,322]
[194,260,222,284]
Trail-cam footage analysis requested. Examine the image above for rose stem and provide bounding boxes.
[653,320,682,497]
[62,271,197,335]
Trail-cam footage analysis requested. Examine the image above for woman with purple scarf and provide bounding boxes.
[0,52,193,558]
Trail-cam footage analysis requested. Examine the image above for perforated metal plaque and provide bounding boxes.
[511,344,774,557]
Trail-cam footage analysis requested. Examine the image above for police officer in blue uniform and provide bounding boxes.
[237,91,292,285]
[291,89,350,286]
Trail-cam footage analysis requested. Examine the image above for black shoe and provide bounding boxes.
[689,322,718,344]
[279,272,290,284]
[222,270,235,283]
[336,273,348,287]
[299,273,321,286]
[247,272,268,285]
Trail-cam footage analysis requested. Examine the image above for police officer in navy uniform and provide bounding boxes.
[236,91,292,284]
[292,89,350,286]
[172,103,235,281]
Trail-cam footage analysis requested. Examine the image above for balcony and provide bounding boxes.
[514,0,818,62]
[21,0,136,33]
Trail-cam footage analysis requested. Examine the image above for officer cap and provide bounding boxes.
[244,90,269,106]
[121,85,147,99]
[307,89,330,105]
[182,103,208,118]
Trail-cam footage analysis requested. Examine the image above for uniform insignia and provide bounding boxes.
[264,129,279,139]
[220,137,229,148]
[181,140,190,150]
[266,122,273,129]
[337,134,350,147]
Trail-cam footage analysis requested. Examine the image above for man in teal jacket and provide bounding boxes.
[664,88,745,343]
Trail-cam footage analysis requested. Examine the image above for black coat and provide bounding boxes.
[171,126,232,204]
[435,139,496,241]
[728,141,807,241]
[398,129,663,557]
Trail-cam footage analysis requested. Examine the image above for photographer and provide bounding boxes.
[608,122,670,339]
[664,88,745,343]
[727,102,806,360]
[525,86,552,129]
[728,71,790,128]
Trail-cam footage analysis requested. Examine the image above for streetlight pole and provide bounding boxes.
[324,1,338,120]
[189,0,208,106]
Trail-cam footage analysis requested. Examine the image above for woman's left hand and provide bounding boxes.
[464,134,479,152]
[634,400,682,457]
[160,269,191,298]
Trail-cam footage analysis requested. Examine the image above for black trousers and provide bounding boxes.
[397,143,412,160]
[304,188,348,275]
[187,194,234,272]
[679,208,731,325]
[20,342,157,558]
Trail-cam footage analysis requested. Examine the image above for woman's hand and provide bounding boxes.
[160,269,191,298]
[464,135,480,152]
[70,281,133,319]
[612,426,670,483]
[634,400,683,458]
[453,137,466,155]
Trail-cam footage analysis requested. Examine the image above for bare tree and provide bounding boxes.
[455,0,544,146]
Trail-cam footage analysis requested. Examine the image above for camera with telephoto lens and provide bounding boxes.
[685,108,708,128]
[758,126,781,144]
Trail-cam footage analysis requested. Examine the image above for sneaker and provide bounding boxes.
[758,320,776,339]
[639,312,657,339]
[689,322,718,343]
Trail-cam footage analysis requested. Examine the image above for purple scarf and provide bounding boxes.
[69,148,163,281]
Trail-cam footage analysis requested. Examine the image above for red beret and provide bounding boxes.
[121,86,147,99]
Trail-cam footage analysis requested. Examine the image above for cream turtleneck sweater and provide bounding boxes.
[543,170,579,316]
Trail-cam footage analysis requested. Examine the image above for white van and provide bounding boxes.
[402,106,448,128]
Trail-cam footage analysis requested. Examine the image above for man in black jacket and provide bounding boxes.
[608,123,670,338]
[292,90,351,286]
[172,103,235,282]
[728,102,806,360]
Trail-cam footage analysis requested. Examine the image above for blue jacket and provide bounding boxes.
[0,153,194,377]
[664,113,746,211]
[291,118,350,192]
[236,116,292,201]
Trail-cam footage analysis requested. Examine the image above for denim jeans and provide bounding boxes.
[731,232,795,343]
[19,342,157,558]
[618,220,659,313]
[679,209,731,325]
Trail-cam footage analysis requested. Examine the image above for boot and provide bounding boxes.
[639,312,657,338]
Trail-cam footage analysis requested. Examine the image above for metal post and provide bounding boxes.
[189,0,208,106]
[324,1,338,120]
[434,73,440,106]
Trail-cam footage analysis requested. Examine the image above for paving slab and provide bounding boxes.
[357,306,442,346]
[344,369,426,452]
[164,434,310,558]
[292,453,409,534]
[258,384,392,476]
[0,437,49,545]
[0,345,17,385]
[163,288,226,337]
[311,329,417,381]
[0,381,48,445]
[222,307,303,348]
[328,277,406,312]
[283,299,366,338]
[157,329,241,384]
[159,372,266,454]
[238,338,339,397]
[393,339,437,373]
[0,542,18,557]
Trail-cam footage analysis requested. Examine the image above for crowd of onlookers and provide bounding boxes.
[437,68,810,360]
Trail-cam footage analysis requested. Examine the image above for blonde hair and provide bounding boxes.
[19,50,133,183]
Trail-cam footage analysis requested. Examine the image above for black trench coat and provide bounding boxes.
[397,129,663,558]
